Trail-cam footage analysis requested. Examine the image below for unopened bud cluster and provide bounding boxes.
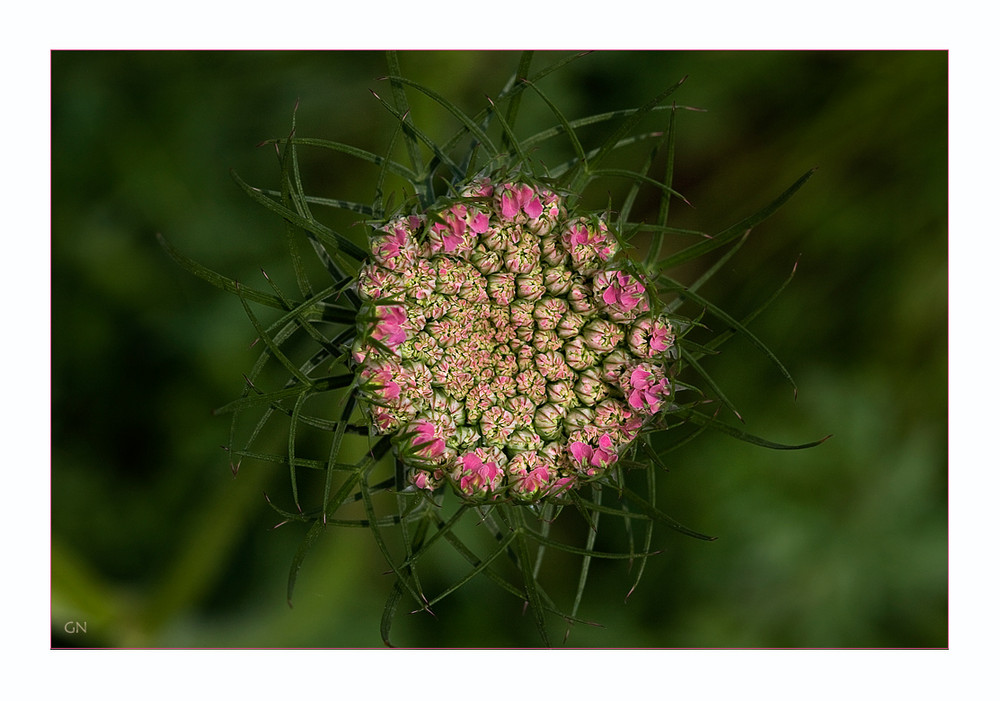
[352,176,676,502]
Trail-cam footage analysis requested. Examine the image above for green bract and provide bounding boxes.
[161,51,824,646]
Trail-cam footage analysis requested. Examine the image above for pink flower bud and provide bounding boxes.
[513,343,537,373]
[531,329,563,353]
[425,317,461,348]
[507,429,544,453]
[489,374,518,399]
[544,475,577,497]
[568,431,618,475]
[540,234,569,267]
[515,369,547,405]
[482,221,522,252]
[563,336,599,371]
[400,259,437,301]
[627,315,676,358]
[509,299,536,328]
[546,379,578,408]
[456,271,489,302]
[370,304,408,349]
[563,406,595,432]
[399,418,452,466]
[359,358,403,404]
[357,262,404,301]
[533,297,569,330]
[429,389,466,425]
[504,247,540,274]
[460,176,494,199]
[567,279,597,314]
[411,468,444,492]
[487,272,516,305]
[505,394,537,428]
[479,405,516,446]
[594,398,637,440]
[370,216,422,270]
[599,347,631,384]
[543,265,574,295]
[515,272,546,301]
[535,350,572,381]
[596,270,650,322]
[556,310,587,339]
[533,402,567,441]
[526,188,562,235]
[497,183,544,223]
[581,318,624,354]
[470,247,504,275]
[397,360,434,410]
[507,452,557,500]
[620,363,671,414]
[454,447,506,498]
[573,367,610,406]
[464,382,495,422]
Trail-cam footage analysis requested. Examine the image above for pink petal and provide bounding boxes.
[569,441,593,464]
[630,367,651,389]
[470,212,490,233]
[523,195,543,219]
[628,389,646,410]
[480,461,499,481]
[501,192,518,219]
[602,285,620,306]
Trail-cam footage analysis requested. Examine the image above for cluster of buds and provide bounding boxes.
[352,175,676,503]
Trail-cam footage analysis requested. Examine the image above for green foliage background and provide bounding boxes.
[51,50,946,648]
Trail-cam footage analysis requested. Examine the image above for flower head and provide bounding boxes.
[353,177,679,503]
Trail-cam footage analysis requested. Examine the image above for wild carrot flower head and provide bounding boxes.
[354,176,677,503]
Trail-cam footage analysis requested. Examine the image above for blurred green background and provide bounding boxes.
[51,50,946,648]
